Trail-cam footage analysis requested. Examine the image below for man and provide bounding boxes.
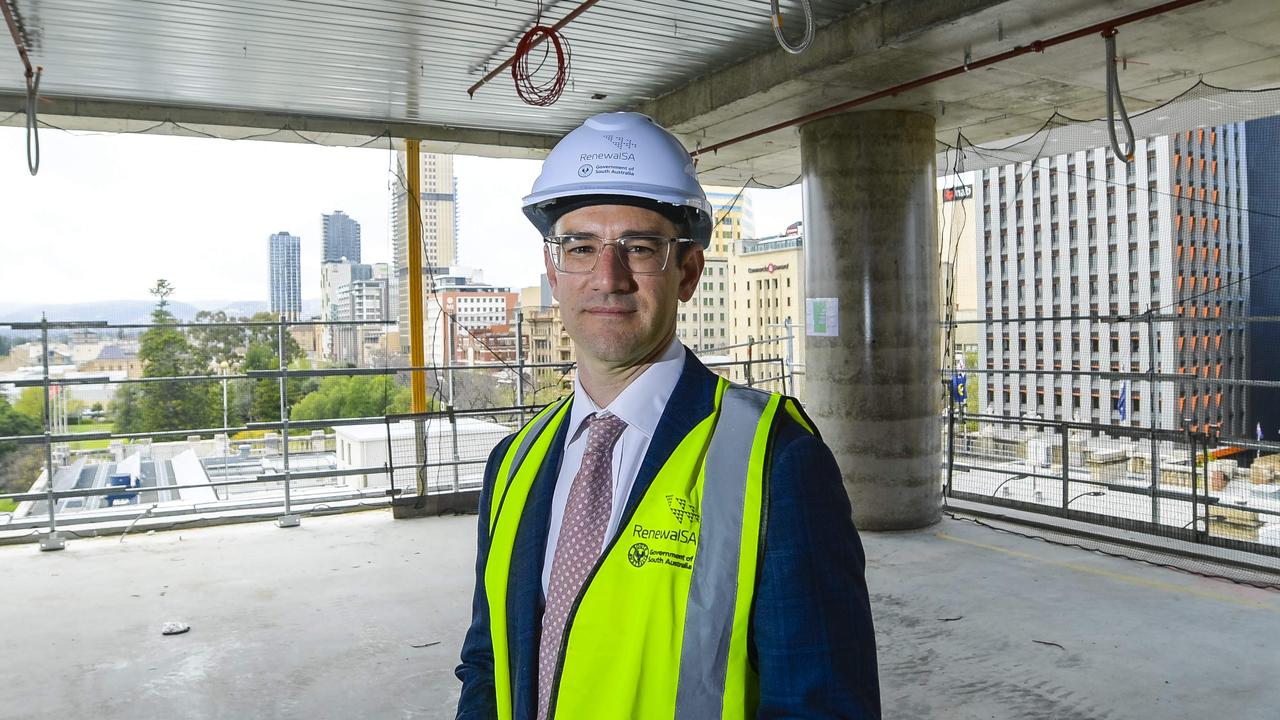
[456,112,879,719]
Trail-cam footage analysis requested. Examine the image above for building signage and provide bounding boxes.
[942,185,973,202]
[747,263,790,274]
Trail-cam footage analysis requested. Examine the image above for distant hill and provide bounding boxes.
[0,299,322,335]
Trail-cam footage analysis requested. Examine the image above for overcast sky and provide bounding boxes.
[0,126,801,306]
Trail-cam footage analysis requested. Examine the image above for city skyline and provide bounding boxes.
[0,127,802,307]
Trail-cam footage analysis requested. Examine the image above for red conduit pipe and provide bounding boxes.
[1,0,36,79]
[467,0,603,98]
[690,0,1209,160]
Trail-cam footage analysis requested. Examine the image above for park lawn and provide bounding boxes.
[0,499,16,513]
[66,422,119,450]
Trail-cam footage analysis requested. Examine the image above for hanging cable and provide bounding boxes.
[511,1,572,106]
[770,0,814,55]
[24,63,40,174]
[1103,28,1136,163]
[2,0,41,174]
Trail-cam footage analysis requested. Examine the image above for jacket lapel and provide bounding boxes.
[509,403,571,719]
[622,349,720,521]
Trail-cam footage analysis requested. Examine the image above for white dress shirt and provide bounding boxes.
[540,337,687,598]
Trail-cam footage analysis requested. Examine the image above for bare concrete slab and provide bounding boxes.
[2,510,1278,719]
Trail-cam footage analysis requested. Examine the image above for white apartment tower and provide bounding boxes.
[976,124,1250,436]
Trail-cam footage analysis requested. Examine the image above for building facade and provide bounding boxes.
[421,276,517,367]
[975,125,1251,436]
[1244,114,1280,439]
[677,186,754,352]
[268,231,302,321]
[728,229,805,397]
[393,151,458,350]
[322,210,362,263]
[522,304,574,395]
[939,180,981,363]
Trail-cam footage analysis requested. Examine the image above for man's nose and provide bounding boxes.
[590,244,635,292]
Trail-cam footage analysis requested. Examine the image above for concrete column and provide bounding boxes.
[801,110,941,531]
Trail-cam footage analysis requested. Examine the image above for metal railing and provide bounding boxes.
[0,315,797,546]
[942,311,1280,562]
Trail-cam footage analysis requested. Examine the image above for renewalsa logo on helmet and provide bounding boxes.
[579,151,635,162]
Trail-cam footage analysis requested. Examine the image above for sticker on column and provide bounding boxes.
[806,298,839,337]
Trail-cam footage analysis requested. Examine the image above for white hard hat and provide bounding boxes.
[522,112,713,247]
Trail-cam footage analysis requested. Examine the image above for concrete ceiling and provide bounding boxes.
[1,0,1278,184]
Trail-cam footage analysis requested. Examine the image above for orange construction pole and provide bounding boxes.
[406,139,428,495]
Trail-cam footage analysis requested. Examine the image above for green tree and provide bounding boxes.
[0,396,40,454]
[189,310,247,368]
[0,396,42,498]
[14,387,46,423]
[291,376,414,422]
[136,280,215,432]
[111,382,144,434]
[0,334,12,356]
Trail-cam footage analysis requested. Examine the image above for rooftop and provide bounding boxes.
[4,508,1278,719]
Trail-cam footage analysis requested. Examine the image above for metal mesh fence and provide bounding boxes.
[0,311,794,541]
[940,86,1280,567]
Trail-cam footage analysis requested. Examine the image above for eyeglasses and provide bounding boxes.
[544,234,694,275]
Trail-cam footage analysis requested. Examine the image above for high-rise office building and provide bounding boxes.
[322,260,386,363]
[975,125,1251,436]
[322,210,362,263]
[1244,114,1280,437]
[268,231,302,321]
[678,187,754,352]
[392,152,459,351]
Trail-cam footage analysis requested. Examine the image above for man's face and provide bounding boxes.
[545,204,703,369]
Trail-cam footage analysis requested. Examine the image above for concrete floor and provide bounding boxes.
[2,510,1278,720]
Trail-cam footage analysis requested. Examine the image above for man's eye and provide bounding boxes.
[625,245,657,256]
[564,244,597,255]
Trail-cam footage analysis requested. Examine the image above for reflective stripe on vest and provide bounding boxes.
[674,385,771,719]
[484,380,796,719]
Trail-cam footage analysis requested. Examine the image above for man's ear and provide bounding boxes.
[677,246,705,303]
[543,246,561,301]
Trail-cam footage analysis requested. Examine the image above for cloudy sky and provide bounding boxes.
[0,126,801,306]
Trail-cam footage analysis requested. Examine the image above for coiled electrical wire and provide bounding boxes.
[511,24,572,107]
[770,0,814,55]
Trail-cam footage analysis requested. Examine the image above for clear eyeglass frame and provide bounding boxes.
[543,234,695,275]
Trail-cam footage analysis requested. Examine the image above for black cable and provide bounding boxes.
[24,66,40,175]
[1103,30,1136,163]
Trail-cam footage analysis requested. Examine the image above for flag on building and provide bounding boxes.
[951,371,968,404]
[1115,382,1128,421]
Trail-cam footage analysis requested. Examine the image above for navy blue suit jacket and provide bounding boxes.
[456,350,880,719]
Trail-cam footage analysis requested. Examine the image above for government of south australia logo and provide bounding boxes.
[628,542,650,567]
[577,163,594,177]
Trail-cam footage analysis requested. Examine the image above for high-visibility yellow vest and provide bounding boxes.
[484,378,814,719]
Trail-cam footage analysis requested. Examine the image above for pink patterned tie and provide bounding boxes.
[537,412,628,720]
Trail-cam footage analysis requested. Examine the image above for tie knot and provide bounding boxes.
[586,412,628,449]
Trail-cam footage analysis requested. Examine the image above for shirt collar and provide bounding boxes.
[567,337,686,443]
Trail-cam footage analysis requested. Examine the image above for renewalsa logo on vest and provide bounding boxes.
[632,523,697,545]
